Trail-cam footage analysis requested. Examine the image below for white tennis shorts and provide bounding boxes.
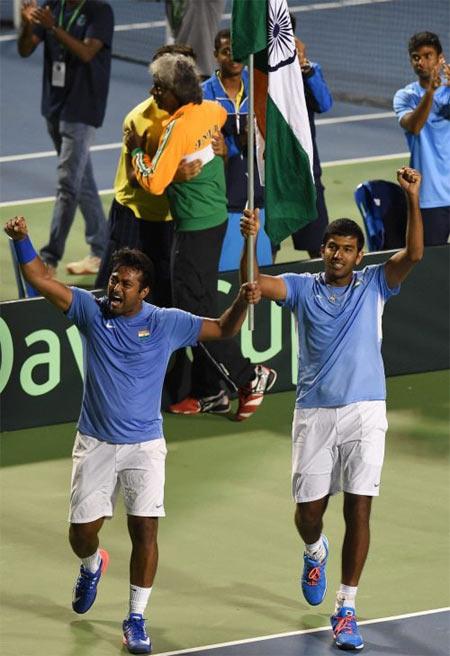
[292,401,387,503]
[69,432,168,524]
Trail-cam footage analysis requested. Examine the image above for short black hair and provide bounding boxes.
[408,31,442,56]
[111,248,155,291]
[214,28,231,51]
[322,219,365,251]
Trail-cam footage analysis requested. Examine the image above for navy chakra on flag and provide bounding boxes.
[267,0,296,72]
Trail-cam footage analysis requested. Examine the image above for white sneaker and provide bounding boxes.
[66,255,101,275]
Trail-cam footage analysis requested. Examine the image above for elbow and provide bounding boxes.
[80,52,94,64]
[409,249,424,264]
[17,45,31,58]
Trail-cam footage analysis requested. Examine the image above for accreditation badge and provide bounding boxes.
[51,61,66,87]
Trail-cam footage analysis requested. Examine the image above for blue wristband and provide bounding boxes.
[13,235,37,264]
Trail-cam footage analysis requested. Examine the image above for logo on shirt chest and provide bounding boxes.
[138,329,151,340]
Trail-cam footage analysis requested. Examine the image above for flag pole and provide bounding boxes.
[247,53,255,331]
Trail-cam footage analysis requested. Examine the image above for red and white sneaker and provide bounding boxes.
[235,365,277,421]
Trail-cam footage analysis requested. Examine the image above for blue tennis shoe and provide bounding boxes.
[301,535,329,606]
[72,548,109,614]
[330,606,364,650]
[123,613,152,654]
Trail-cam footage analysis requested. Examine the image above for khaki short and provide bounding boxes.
[69,432,167,524]
[292,401,387,503]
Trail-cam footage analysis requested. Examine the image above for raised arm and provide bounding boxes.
[399,59,444,135]
[4,216,73,311]
[17,0,41,57]
[198,282,259,341]
[240,208,287,301]
[384,167,423,288]
[26,5,106,63]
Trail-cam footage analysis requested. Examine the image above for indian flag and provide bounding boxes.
[232,0,317,245]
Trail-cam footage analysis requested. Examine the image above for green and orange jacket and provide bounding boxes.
[131,100,228,231]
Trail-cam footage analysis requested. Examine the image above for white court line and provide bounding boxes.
[0,142,122,164]
[322,151,408,167]
[0,0,398,42]
[317,111,394,125]
[0,114,396,164]
[0,189,114,209]
[155,607,450,656]
[0,152,410,208]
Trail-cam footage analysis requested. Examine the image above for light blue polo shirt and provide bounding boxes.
[393,82,450,208]
[279,264,400,408]
[66,287,202,444]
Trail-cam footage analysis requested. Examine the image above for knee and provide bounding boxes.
[69,522,98,547]
[128,517,158,547]
[343,494,372,525]
[295,502,323,529]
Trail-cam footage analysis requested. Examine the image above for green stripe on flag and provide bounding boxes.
[231,0,267,61]
[264,95,317,245]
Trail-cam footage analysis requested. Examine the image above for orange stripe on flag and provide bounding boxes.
[254,68,268,139]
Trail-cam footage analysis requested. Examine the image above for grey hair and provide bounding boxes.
[149,53,202,105]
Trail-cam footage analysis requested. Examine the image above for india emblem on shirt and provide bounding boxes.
[138,329,150,340]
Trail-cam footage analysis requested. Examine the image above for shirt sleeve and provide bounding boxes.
[393,87,417,122]
[276,273,310,311]
[365,264,400,301]
[305,63,333,113]
[65,287,100,333]
[163,308,203,349]
[132,119,186,195]
[85,3,114,48]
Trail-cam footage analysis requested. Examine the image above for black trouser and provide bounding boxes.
[421,206,450,247]
[171,221,254,398]
[95,199,174,307]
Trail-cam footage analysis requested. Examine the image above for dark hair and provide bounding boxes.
[289,12,296,33]
[322,219,365,251]
[111,248,155,291]
[214,28,231,51]
[153,43,197,62]
[408,31,442,56]
[150,53,202,106]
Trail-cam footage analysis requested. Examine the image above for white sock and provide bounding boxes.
[129,584,152,617]
[335,584,358,613]
[82,549,101,573]
[304,535,326,563]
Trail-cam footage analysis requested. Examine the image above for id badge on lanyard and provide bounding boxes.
[51,0,86,87]
[52,60,66,87]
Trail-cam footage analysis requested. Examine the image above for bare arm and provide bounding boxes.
[400,60,443,134]
[400,87,436,135]
[17,1,41,57]
[384,167,423,288]
[29,6,104,63]
[4,216,73,311]
[198,282,259,341]
[240,208,287,301]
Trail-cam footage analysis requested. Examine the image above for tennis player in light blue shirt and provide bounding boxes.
[240,167,424,651]
[3,217,259,655]
[393,31,450,246]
